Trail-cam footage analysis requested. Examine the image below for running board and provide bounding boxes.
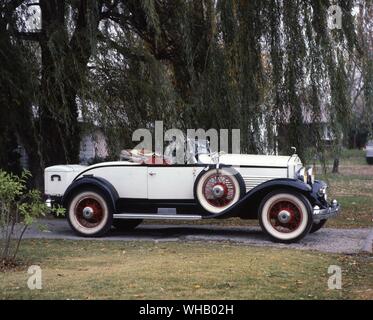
[113,213,202,220]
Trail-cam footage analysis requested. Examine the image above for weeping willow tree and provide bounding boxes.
[88,0,364,164]
[1,0,107,186]
[0,0,40,179]
[0,0,371,186]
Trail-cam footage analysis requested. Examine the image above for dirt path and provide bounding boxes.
[23,219,373,254]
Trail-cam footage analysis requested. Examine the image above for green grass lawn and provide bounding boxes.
[1,240,372,300]
[320,148,368,166]
[317,149,373,228]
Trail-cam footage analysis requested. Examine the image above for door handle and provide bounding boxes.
[51,174,61,181]
[149,172,156,176]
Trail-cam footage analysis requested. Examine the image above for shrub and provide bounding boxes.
[0,170,63,267]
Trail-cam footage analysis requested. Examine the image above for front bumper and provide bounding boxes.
[44,196,62,210]
[313,200,340,222]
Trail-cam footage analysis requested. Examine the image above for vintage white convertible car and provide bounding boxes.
[44,139,340,243]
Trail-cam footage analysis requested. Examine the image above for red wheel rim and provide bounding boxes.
[202,173,236,208]
[268,200,303,233]
[74,197,104,228]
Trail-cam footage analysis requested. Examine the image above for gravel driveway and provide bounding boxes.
[23,218,373,254]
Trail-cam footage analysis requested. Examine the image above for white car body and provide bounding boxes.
[45,154,302,199]
[44,143,339,243]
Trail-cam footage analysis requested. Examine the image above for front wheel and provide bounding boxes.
[259,190,313,243]
[67,189,113,237]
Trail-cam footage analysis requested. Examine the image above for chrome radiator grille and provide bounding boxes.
[242,176,279,192]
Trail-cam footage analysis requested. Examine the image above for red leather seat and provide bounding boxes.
[121,149,171,165]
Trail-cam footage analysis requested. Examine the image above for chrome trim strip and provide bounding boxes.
[242,176,282,191]
[113,213,202,220]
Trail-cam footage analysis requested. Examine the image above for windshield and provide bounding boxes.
[193,139,210,155]
[163,138,211,164]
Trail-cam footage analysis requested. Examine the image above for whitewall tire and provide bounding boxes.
[67,189,113,237]
[259,190,313,243]
[194,168,245,214]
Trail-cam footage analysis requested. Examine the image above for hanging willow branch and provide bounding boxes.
[1,0,369,182]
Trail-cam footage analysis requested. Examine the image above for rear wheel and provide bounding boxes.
[67,189,113,237]
[367,157,373,165]
[113,219,143,231]
[259,190,313,243]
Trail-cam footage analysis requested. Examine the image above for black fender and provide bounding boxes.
[62,176,119,213]
[212,178,313,219]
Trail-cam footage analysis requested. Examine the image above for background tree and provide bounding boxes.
[0,0,371,187]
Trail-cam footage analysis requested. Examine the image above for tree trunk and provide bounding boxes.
[36,0,78,167]
[332,157,340,173]
[36,0,99,168]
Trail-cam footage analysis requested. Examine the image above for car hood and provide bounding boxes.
[45,164,87,173]
[199,153,299,168]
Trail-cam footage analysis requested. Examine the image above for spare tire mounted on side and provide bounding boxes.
[194,167,246,214]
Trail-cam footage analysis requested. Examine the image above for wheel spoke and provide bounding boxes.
[74,197,104,228]
[202,174,236,208]
[268,200,303,234]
